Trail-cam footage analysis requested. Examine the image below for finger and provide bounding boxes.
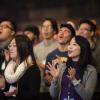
[45,70,49,74]
[46,65,52,71]
[48,62,52,67]
[56,55,60,59]
[52,59,58,67]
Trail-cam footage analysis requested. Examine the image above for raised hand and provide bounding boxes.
[52,55,68,65]
[67,67,76,80]
[46,62,60,79]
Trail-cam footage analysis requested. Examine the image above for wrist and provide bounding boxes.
[72,78,81,86]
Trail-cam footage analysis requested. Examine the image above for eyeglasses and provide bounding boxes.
[79,28,91,32]
[0,25,12,30]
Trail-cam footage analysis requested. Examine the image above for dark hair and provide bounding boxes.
[75,36,95,66]
[14,35,36,63]
[79,19,97,50]
[0,19,17,33]
[60,23,76,37]
[67,36,95,78]
[79,19,96,32]
[24,25,40,39]
[42,18,58,33]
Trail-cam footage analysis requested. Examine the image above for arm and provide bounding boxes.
[49,77,59,99]
[74,67,97,100]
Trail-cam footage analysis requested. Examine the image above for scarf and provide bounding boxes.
[4,56,33,84]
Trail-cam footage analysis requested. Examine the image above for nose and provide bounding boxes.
[59,31,64,35]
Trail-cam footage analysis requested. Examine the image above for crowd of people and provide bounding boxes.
[0,18,100,100]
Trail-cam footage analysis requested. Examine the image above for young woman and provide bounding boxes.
[4,35,41,100]
[47,36,97,100]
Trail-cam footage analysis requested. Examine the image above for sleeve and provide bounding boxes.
[74,67,97,100]
[49,77,59,99]
[45,53,52,71]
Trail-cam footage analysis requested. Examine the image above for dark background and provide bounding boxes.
[0,0,99,29]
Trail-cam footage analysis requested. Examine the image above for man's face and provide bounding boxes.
[41,20,54,39]
[24,31,35,41]
[77,23,93,39]
[58,27,71,45]
[0,21,14,41]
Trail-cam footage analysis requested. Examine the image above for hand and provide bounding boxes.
[52,55,67,65]
[67,67,76,80]
[44,73,52,85]
[4,49,10,62]
[4,86,17,97]
[46,62,60,79]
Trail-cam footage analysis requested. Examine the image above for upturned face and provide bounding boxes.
[41,20,54,39]
[77,23,93,39]
[0,21,14,41]
[58,27,72,45]
[68,37,80,61]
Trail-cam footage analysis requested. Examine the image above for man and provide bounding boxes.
[0,20,16,100]
[24,25,40,45]
[0,20,16,49]
[33,18,58,100]
[45,23,76,85]
[0,20,16,72]
[77,19,100,73]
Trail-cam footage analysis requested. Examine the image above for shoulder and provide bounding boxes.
[33,42,44,50]
[29,65,40,72]
[47,48,58,57]
[84,64,97,78]
[86,64,97,72]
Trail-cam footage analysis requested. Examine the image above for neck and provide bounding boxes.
[72,56,79,62]
[13,57,20,65]
[58,43,69,52]
[43,38,55,46]
[0,37,12,49]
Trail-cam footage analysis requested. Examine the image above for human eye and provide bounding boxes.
[72,42,78,46]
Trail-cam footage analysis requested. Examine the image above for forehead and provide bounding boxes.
[79,23,91,29]
[0,21,12,27]
[42,20,52,26]
[60,27,71,33]
[60,27,70,31]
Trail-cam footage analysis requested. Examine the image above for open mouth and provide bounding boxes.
[68,50,73,55]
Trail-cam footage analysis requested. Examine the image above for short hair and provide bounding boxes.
[24,25,40,38]
[79,19,96,32]
[42,18,58,33]
[60,23,76,37]
[0,19,17,33]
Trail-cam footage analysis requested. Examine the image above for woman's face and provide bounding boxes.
[68,37,81,61]
[8,38,18,59]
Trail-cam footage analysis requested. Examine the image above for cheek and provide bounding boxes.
[75,47,81,56]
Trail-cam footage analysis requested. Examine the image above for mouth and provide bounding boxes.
[68,50,73,55]
[58,35,63,39]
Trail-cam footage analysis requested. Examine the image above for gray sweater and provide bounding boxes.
[49,63,97,100]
